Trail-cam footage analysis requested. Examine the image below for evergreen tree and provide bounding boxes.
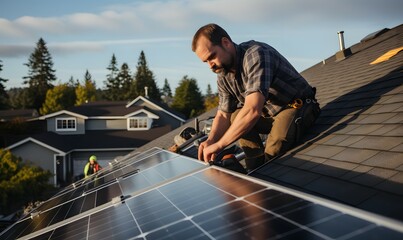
[7,88,32,109]
[206,84,213,96]
[75,70,97,106]
[104,54,120,100]
[23,38,57,110]
[39,83,75,115]
[161,78,173,105]
[117,63,134,100]
[133,51,160,101]
[0,60,9,109]
[171,75,204,118]
[204,84,219,111]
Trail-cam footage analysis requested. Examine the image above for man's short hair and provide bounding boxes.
[192,23,232,52]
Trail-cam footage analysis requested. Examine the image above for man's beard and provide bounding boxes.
[211,57,234,75]
[211,64,230,74]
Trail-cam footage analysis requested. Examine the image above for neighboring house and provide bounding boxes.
[0,109,38,122]
[3,96,186,186]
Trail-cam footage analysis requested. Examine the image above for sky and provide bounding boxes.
[0,0,402,94]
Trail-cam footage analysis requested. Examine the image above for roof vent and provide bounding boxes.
[144,86,149,98]
[335,31,352,61]
[338,31,346,51]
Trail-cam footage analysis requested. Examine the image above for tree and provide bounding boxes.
[0,60,9,109]
[0,149,53,215]
[7,88,32,109]
[75,70,97,106]
[23,38,57,110]
[204,84,219,111]
[171,75,204,118]
[104,54,120,101]
[133,51,160,101]
[117,63,134,100]
[161,78,173,105]
[39,83,76,115]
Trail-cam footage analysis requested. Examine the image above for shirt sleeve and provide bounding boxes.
[243,45,273,99]
[217,76,238,113]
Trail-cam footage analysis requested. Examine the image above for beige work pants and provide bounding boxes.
[230,103,318,170]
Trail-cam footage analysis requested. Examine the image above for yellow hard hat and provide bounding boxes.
[89,155,97,161]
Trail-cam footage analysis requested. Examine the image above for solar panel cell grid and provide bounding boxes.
[88,205,141,239]
[2,149,402,240]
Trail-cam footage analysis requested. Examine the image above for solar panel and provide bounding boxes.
[3,149,402,240]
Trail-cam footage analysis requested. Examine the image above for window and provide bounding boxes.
[128,117,149,130]
[56,118,76,131]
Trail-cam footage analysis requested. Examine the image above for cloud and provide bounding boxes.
[0,0,401,40]
[0,37,190,58]
[0,44,33,57]
[0,0,401,58]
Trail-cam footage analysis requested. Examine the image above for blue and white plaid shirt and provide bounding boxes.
[217,41,315,117]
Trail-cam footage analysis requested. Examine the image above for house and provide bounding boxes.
[3,96,186,186]
[0,109,39,122]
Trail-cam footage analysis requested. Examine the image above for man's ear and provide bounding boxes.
[221,37,231,48]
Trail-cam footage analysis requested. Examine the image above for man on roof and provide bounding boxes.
[193,23,320,172]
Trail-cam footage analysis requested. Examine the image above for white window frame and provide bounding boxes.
[55,117,77,131]
[128,117,150,130]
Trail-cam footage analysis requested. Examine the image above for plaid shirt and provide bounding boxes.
[217,41,315,117]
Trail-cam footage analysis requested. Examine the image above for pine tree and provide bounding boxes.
[204,84,219,111]
[171,75,204,118]
[7,88,31,109]
[75,70,97,106]
[162,78,172,98]
[0,60,9,109]
[117,63,134,100]
[23,38,57,110]
[104,54,120,100]
[161,78,173,105]
[133,51,160,101]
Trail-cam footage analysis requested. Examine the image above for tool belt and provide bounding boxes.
[288,98,318,109]
[289,88,321,143]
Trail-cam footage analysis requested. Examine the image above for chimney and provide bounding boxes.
[335,30,352,61]
[144,86,149,98]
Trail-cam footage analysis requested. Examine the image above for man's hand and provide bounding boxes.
[198,139,212,162]
[198,139,224,163]
[197,110,231,162]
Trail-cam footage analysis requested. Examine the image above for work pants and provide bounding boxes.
[230,102,319,170]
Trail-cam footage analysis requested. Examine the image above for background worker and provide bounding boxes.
[84,155,102,178]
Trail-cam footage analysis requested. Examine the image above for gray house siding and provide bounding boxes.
[86,119,127,130]
[11,142,60,185]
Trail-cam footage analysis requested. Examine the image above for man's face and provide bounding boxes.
[195,36,234,74]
